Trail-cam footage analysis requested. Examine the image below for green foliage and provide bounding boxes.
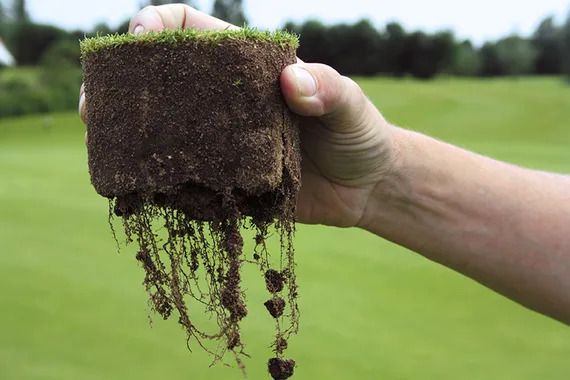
[1,78,570,379]
[382,22,407,76]
[40,38,80,67]
[533,16,563,74]
[92,22,113,36]
[481,37,537,77]
[211,0,247,26]
[13,0,28,22]
[496,36,537,76]
[448,40,481,76]
[287,20,330,65]
[400,31,456,79]
[6,22,66,65]
[0,1,5,23]
[332,20,382,76]
[291,20,456,79]
[563,13,570,78]
[0,62,82,117]
[80,27,299,58]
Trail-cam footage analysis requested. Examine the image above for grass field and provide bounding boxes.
[1,77,569,380]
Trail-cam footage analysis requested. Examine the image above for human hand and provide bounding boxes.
[79,4,397,228]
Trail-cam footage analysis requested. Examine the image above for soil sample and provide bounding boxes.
[80,29,301,379]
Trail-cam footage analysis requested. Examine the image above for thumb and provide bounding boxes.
[280,63,375,131]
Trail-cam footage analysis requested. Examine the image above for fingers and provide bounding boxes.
[280,63,373,131]
[79,83,87,124]
[128,4,239,34]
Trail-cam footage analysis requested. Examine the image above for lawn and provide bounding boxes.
[0,77,569,380]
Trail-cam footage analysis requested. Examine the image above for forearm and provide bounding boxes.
[362,126,570,323]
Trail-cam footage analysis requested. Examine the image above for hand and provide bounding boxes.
[79,4,397,228]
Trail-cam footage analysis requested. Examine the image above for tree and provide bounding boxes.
[533,16,562,74]
[40,38,80,67]
[449,40,481,76]
[292,20,330,65]
[0,1,5,22]
[496,36,537,76]
[211,0,247,26]
[479,42,503,76]
[399,30,456,79]
[13,0,28,23]
[381,22,407,76]
[315,20,382,76]
[0,1,7,38]
[563,12,570,78]
[480,36,536,77]
[345,20,382,75]
[7,23,65,65]
[92,22,113,36]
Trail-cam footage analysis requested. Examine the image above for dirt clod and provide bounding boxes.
[268,358,296,380]
[265,269,285,293]
[264,297,286,318]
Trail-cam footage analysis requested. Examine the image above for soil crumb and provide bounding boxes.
[268,358,296,380]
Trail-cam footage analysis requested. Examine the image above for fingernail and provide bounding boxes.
[133,25,144,35]
[292,66,317,97]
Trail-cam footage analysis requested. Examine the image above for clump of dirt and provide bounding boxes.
[264,297,286,318]
[265,269,285,293]
[268,357,296,380]
[81,30,301,378]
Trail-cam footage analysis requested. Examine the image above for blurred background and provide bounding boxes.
[1,0,570,379]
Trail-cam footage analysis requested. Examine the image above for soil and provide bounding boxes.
[264,297,286,318]
[265,269,285,293]
[268,358,296,380]
[82,35,301,378]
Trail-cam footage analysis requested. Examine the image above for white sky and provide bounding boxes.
[25,0,570,44]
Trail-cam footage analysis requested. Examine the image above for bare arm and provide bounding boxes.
[361,127,570,323]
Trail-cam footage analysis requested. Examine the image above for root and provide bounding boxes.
[109,187,299,373]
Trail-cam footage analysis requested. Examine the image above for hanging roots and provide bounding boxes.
[109,190,299,378]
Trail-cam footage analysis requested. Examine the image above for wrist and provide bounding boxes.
[356,126,412,233]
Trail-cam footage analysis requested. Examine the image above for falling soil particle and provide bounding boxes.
[268,357,296,380]
[264,297,286,318]
[81,30,301,378]
[265,269,285,293]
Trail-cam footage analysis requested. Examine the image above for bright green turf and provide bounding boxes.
[1,77,569,380]
[80,28,299,59]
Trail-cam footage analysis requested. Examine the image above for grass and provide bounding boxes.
[1,77,569,380]
[80,28,299,59]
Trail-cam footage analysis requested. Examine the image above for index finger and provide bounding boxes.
[128,4,240,34]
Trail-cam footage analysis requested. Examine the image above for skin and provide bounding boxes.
[79,4,570,325]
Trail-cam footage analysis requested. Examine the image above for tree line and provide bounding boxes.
[286,15,570,79]
[0,0,569,80]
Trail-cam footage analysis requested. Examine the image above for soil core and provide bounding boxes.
[80,29,301,378]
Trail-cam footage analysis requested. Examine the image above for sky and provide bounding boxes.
[25,0,570,44]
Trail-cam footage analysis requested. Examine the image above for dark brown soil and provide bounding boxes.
[83,38,300,223]
[265,269,285,293]
[268,358,296,380]
[82,37,301,378]
[264,297,286,318]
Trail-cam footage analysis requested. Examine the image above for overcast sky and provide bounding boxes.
[26,0,570,44]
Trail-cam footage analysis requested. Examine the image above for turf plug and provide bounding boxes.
[81,29,301,378]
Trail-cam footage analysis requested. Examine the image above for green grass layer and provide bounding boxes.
[80,28,299,58]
